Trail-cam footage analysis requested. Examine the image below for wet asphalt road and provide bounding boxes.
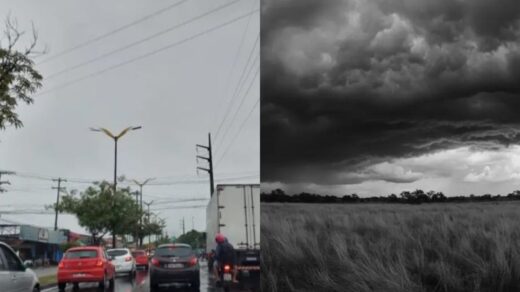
[42,262,221,292]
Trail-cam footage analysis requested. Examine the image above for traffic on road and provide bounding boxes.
[42,261,243,292]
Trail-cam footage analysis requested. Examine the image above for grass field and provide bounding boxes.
[262,202,520,292]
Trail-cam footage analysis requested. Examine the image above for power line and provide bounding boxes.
[35,8,259,97]
[45,0,242,80]
[213,34,259,141]
[211,0,257,133]
[37,0,189,65]
[214,65,259,152]
[215,97,259,167]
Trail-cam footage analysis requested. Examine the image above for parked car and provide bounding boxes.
[131,250,149,270]
[107,248,136,277]
[0,241,40,292]
[149,243,200,291]
[57,246,115,291]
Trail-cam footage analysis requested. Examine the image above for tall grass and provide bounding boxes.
[261,202,520,292]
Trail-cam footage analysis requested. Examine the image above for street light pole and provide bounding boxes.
[144,201,153,252]
[131,178,154,246]
[90,126,142,248]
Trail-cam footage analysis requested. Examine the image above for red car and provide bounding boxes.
[132,250,149,270]
[57,246,116,291]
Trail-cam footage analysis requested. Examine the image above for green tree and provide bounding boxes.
[56,181,142,245]
[0,16,43,130]
[175,230,206,249]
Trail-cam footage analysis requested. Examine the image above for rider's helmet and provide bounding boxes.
[215,233,226,244]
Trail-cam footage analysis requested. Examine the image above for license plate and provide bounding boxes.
[73,273,86,278]
[246,257,257,261]
[165,263,183,268]
[223,273,232,281]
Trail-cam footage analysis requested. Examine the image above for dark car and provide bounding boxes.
[149,243,200,291]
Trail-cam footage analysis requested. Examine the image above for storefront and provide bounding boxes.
[0,221,67,264]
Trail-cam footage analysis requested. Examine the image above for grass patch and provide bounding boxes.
[39,274,57,286]
[261,202,520,292]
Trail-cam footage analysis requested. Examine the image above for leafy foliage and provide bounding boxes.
[175,230,206,249]
[261,188,520,204]
[59,241,82,253]
[57,181,143,244]
[0,16,43,130]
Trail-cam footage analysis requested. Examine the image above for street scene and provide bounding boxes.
[0,1,259,291]
[39,262,239,292]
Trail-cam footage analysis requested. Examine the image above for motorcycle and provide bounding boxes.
[217,264,234,292]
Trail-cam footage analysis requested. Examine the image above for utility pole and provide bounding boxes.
[131,178,154,246]
[52,178,67,231]
[134,191,139,246]
[144,201,153,252]
[0,171,15,193]
[196,133,214,196]
[181,217,185,235]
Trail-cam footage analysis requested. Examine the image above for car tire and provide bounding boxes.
[99,273,106,288]
[150,281,159,292]
[33,285,40,292]
[58,282,66,291]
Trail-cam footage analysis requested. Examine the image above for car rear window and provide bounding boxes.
[155,246,192,257]
[66,250,98,259]
[107,250,128,257]
[132,251,145,257]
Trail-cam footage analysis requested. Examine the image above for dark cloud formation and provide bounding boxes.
[261,0,520,185]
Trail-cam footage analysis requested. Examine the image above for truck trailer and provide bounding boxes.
[206,184,260,290]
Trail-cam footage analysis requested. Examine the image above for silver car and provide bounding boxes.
[107,248,136,278]
[0,241,40,292]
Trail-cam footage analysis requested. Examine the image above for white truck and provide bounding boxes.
[206,184,260,289]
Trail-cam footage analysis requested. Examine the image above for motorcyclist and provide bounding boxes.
[213,233,238,283]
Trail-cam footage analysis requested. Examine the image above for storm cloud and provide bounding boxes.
[261,0,520,188]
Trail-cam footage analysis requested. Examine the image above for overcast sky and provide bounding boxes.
[0,0,259,238]
[262,0,520,197]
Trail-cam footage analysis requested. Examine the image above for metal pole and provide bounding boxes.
[140,184,143,246]
[53,178,66,231]
[112,138,118,248]
[208,133,214,196]
[135,191,139,246]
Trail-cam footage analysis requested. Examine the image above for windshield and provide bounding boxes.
[66,250,98,259]
[107,250,128,257]
[155,246,192,257]
[132,251,145,257]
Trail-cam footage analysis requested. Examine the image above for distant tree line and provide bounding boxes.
[261,189,520,204]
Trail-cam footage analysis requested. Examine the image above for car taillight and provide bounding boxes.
[189,257,198,266]
[224,265,231,272]
[151,258,160,267]
[96,259,103,267]
[125,256,132,262]
[58,261,64,268]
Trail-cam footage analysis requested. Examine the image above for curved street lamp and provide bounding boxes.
[90,126,142,248]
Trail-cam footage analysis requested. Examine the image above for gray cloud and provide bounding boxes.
[261,0,520,185]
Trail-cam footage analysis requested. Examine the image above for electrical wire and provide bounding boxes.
[35,8,259,97]
[211,0,257,134]
[215,97,259,167]
[213,34,259,141]
[214,65,259,152]
[44,0,241,79]
[37,0,189,65]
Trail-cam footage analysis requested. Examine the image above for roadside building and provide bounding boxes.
[0,218,67,264]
